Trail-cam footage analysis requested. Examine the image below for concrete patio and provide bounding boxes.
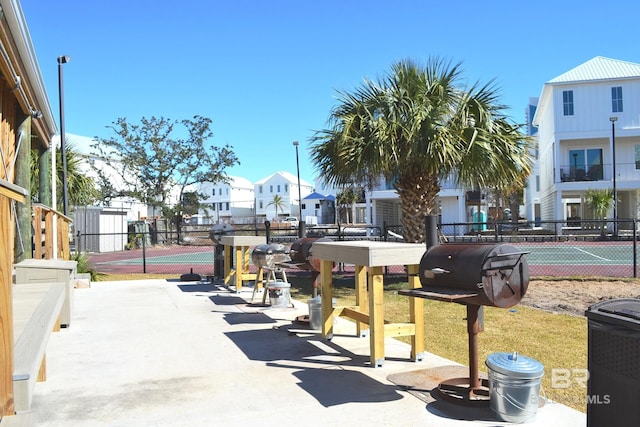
[18,279,585,426]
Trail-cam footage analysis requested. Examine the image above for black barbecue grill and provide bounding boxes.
[284,237,333,298]
[417,243,529,308]
[208,224,235,281]
[251,243,291,268]
[400,242,530,405]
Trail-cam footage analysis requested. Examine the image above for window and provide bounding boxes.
[563,90,574,116]
[218,202,223,210]
[259,186,263,194]
[259,201,263,209]
[285,184,289,192]
[612,86,623,113]
[301,203,306,210]
[568,148,603,180]
[270,185,273,193]
[226,188,229,196]
[277,184,281,192]
[634,145,640,169]
[218,188,222,196]
[225,202,229,210]
[315,203,320,209]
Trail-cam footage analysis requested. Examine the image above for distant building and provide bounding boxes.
[254,171,313,220]
[524,97,541,225]
[533,56,640,228]
[197,176,255,224]
[365,175,466,231]
[301,191,335,225]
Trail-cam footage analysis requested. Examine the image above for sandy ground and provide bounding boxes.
[520,279,640,316]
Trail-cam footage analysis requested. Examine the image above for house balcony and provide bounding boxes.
[558,161,640,184]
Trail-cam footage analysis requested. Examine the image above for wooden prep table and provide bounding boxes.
[310,240,426,367]
[220,235,266,292]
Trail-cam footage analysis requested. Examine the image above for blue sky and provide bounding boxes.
[20,0,640,186]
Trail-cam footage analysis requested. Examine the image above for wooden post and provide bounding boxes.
[320,259,334,338]
[368,266,385,367]
[408,264,425,361]
[1,181,27,417]
[354,265,368,337]
[1,195,15,417]
[14,116,32,263]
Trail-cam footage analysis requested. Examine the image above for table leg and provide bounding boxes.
[320,259,334,339]
[224,244,232,286]
[234,246,243,292]
[242,246,251,275]
[408,264,425,361]
[354,265,368,337]
[368,266,384,367]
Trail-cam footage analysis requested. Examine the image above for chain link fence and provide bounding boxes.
[81,219,639,278]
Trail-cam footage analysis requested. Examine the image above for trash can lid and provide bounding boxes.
[266,281,290,288]
[486,352,544,378]
[586,298,640,323]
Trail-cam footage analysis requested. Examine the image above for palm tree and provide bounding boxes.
[310,57,532,242]
[336,187,361,224]
[266,194,287,221]
[31,140,100,211]
[585,188,613,237]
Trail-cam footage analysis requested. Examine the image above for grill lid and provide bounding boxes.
[419,243,529,308]
[251,243,291,268]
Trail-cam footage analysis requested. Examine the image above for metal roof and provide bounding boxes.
[548,56,640,84]
[303,191,335,201]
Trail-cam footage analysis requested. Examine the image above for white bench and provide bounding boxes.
[12,282,65,412]
[14,259,77,327]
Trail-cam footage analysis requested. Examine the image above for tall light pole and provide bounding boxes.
[293,141,302,219]
[610,116,618,237]
[58,55,70,216]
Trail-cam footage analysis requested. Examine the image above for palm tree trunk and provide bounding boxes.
[395,168,440,243]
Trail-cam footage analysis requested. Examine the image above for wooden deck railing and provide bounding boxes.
[32,204,73,261]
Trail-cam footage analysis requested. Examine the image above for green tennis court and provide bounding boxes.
[516,243,634,265]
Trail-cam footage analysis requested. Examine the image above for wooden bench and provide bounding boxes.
[12,282,65,412]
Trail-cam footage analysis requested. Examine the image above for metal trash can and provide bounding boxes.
[267,281,291,308]
[585,298,640,426]
[307,297,322,330]
[485,351,544,423]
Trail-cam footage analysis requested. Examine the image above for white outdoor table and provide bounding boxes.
[310,240,426,367]
[220,235,266,292]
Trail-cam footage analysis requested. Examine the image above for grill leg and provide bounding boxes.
[437,304,489,405]
[467,304,482,390]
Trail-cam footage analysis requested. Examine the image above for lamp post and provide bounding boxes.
[293,141,302,219]
[610,116,618,237]
[57,55,70,216]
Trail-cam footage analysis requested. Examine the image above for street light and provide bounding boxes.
[57,55,70,216]
[610,116,618,236]
[293,141,302,219]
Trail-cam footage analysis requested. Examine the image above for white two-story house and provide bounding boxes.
[197,175,255,224]
[533,56,640,228]
[254,171,313,221]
